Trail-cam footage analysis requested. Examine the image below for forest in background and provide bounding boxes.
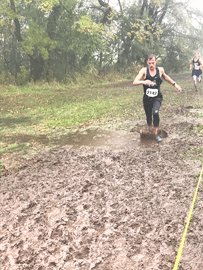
[0,0,203,84]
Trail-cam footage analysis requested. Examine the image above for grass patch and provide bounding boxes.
[191,124,203,136]
[0,81,143,134]
[0,142,31,155]
[182,147,203,164]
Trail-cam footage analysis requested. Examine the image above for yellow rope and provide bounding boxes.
[173,166,203,270]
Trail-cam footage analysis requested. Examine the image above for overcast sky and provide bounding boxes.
[109,0,203,12]
[190,0,203,11]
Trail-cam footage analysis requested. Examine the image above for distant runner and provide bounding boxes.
[133,54,182,143]
[190,52,203,91]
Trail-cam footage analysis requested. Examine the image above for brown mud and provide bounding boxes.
[1,115,203,269]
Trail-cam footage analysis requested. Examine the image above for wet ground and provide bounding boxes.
[1,115,203,270]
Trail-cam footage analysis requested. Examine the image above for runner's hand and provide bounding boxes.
[144,80,154,86]
[175,84,182,92]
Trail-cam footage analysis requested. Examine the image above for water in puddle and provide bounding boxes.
[55,128,158,149]
[4,127,162,150]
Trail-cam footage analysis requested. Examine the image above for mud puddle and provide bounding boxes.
[54,127,163,149]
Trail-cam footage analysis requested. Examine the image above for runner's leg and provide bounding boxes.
[193,75,198,90]
[152,99,162,129]
[152,99,162,142]
[143,102,153,126]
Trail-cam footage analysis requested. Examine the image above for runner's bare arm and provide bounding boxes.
[190,60,193,70]
[133,68,152,86]
[160,67,182,92]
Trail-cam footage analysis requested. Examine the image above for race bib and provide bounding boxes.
[194,63,200,69]
[146,88,158,97]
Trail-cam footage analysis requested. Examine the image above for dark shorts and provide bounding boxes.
[143,93,163,105]
[192,68,202,77]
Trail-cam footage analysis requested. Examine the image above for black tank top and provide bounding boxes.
[143,67,162,98]
[192,58,201,69]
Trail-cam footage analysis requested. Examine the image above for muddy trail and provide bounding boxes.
[1,114,203,269]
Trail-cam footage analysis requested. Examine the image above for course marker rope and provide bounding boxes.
[173,165,203,270]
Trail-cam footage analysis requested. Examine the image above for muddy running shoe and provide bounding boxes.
[155,135,162,143]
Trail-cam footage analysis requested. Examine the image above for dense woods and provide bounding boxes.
[0,0,203,84]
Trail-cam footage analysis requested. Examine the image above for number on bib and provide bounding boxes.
[146,88,158,97]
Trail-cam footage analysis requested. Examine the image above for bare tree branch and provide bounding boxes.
[98,0,113,24]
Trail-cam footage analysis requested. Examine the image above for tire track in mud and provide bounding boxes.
[1,118,203,270]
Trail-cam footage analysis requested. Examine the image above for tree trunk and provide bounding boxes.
[98,52,103,75]
[30,56,44,82]
[10,0,45,82]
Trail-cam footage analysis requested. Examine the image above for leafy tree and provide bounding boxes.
[0,0,203,83]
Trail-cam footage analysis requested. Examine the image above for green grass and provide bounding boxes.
[1,73,203,171]
[1,85,143,132]
[179,146,203,166]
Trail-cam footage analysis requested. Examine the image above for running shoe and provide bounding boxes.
[155,135,162,143]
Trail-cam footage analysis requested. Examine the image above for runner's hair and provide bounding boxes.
[147,54,157,60]
[145,54,157,65]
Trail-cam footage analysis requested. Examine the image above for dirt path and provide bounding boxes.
[1,116,203,270]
